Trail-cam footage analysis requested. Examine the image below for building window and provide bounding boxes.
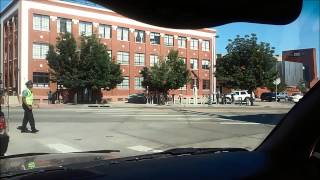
[57,18,71,33]
[202,60,210,70]
[99,24,111,39]
[178,36,186,48]
[33,72,49,87]
[190,39,199,50]
[150,32,160,45]
[190,58,198,70]
[117,27,129,41]
[191,79,199,89]
[33,43,49,59]
[107,50,112,59]
[135,77,144,89]
[134,53,145,66]
[202,40,210,51]
[135,30,145,43]
[203,80,210,90]
[33,14,49,31]
[79,21,92,36]
[150,55,159,67]
[118,77,129,89]
[117,52,129,65]
[164,34,174,46]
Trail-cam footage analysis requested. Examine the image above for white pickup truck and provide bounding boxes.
[225,90,254,103]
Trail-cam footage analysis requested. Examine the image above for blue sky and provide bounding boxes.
[214,0,320,78]
[1,0,319,77]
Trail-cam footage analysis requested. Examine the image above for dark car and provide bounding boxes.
[260,92,277,102]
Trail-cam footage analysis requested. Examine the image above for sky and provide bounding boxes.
[214,0,320,78]
[1,0,319,77]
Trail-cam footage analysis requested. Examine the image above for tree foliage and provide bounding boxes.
[46,33,123,102]
[140,50,190,104]
[216,34,278,92]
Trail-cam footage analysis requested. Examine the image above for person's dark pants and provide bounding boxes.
[21,104,36,131]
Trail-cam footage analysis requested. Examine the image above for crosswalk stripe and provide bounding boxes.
[127,145,163,153]
[47,143,81,153]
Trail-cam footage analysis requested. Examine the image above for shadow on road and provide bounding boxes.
[176,109,285,125]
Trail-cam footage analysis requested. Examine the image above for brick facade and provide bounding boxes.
[1,0,216,103]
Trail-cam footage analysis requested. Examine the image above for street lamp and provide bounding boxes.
[210,34,218,105]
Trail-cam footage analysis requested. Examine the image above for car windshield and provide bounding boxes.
[0,0,319,160]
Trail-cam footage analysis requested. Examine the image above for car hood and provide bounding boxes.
[0,153,119,175]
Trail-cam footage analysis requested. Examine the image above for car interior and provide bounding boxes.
[1,0,320,179]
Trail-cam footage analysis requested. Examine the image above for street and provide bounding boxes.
[4,106,290,157]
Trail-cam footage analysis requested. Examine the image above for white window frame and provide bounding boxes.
[33,72,49,88]
[57,17,72,33]
[178,36,186,48]
[190,39,199,50]
[202,40,210,51]
[150,55,159,67]
[164,34,174,46]
[33,14,50,31]
[150,32,160,45]
[117,77,129,89]
[135,77,144,89]
[79,21,92,36]
[190,58,198,70]
[134,53,145,66]
[117,27,129,41]
[99,24,111,39]
[202,60,210,70]
[33,43,49,59]
[134,30,145,43]
[107,50,112,59]
[117,52,129,65]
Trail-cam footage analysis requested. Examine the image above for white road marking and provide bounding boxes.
[128,145,163,153]
[47,143,81,153]
[100,114,209,117]
[219,122,261,125]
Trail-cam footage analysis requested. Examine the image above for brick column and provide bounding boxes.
[129,28,135,95]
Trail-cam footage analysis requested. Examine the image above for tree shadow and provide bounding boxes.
[175,109,284,125]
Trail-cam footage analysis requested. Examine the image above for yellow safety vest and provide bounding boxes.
[25,89,33,105]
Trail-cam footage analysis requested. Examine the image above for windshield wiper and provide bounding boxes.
[0,149,120,159]
[161,147,248,155]
[124,147,247,162]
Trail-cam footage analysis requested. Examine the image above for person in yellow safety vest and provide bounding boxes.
[20,80,39,133]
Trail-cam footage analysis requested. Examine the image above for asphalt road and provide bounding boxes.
[3,106,290,157]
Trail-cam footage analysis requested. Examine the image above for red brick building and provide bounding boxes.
[282,48,318,88]
[1,0,217,103]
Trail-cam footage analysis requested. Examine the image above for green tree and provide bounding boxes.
[266,81,287,92]
[216,34,278,105]
[47,33,123,103]
[297,79,307,93]
[140,50,190,104]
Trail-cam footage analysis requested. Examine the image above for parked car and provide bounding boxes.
[289,93,303,103]
[260,92,277,102]
[225,90,254,103]
[277,92,289,100]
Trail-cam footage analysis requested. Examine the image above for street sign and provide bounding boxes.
[273,78,281,85]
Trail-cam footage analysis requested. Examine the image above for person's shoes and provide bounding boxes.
[31,129,39,133]
[21,129,31,133]
[17,126,23,130]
